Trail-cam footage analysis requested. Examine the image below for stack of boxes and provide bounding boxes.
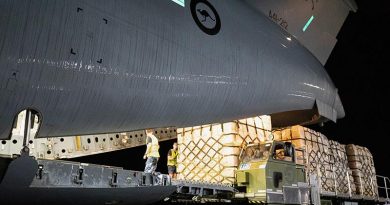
[346,144,378,198]
[176,116,272,184]
[328,140,356,196]
[176,119,378,199]
[272,126,335,194]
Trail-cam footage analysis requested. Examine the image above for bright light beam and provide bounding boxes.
[172,0,185,7]
[303,15,314,32]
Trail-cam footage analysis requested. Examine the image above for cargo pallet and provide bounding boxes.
[164,141,390,205]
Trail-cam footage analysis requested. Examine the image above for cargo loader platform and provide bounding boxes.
[0,155,176,205]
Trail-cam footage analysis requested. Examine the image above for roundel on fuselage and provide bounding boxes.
[190,0,221,35]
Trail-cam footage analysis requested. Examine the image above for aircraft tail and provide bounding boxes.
[245,0,358,65]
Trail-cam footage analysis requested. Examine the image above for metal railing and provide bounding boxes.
[377,175,390,203]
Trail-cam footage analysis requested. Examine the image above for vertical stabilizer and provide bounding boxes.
[245,0,357,65]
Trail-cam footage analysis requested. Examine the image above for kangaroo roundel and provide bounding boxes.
[190,0,221,35]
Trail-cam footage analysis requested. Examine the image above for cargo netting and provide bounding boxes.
[177,116,272,185]
[273,126,378,199]
[346,144,378,198]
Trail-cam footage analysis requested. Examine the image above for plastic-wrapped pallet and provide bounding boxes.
[272,126,335,194]
[346,144,378,198]
[328,140,356,196]
[177,115,272,185]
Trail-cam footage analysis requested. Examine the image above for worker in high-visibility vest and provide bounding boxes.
[143,129,160,176]
[167,142,178,179]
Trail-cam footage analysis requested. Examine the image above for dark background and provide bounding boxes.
[73,0,390,178]
[309,0,390,177]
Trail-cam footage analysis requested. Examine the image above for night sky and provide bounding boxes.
[74,0,390,178]
[309,0,390,177]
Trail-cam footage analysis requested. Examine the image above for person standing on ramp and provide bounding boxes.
[143,129,160,184]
